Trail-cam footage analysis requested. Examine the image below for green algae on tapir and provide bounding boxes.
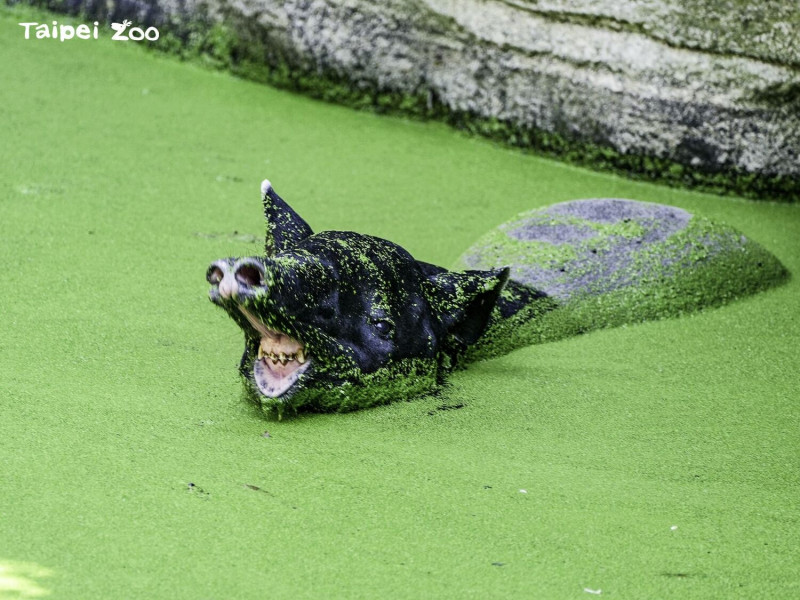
[208,187,788,418]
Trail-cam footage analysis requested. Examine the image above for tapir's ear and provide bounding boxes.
[262,179,313,255]
[425,267,510,346]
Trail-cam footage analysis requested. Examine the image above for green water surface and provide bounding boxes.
[1,6,798,599]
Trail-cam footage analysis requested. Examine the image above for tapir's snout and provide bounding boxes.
[207,257,267,302]
[233,258,266,289]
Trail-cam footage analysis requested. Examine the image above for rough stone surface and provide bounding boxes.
[457,198,787,304]
[32,0,800,184]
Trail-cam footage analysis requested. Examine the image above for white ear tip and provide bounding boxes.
[261,179,273,196]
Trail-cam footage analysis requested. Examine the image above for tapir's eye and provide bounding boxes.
[371,318,394,337]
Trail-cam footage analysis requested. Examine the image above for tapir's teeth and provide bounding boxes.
[256,330,309,369]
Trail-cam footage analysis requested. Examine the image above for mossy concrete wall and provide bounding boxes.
[18,0,800,199]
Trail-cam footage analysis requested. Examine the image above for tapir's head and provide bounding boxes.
[207,180,508,416]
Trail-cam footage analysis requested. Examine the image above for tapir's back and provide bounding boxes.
[458,198,789,357]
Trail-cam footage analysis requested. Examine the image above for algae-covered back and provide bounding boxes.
[458,198,789,355]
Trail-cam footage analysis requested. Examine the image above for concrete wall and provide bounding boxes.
[25,0,800,197]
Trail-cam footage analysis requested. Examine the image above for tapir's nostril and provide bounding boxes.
[235,263,265,287]
[206,265,224,285]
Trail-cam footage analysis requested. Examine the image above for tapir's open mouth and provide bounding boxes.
[253,329,311,397]
[237,306,311,398]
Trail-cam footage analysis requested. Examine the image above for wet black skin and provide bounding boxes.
[207,181,542,412]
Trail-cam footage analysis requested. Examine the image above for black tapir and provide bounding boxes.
[207,180,553,417]
[207,180,786,418]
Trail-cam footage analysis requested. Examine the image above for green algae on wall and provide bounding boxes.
[149,15,800,202]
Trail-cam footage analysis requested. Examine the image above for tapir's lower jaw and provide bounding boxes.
[232,305,314,398]
[252,330,312,398]
[254,354,311,397]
